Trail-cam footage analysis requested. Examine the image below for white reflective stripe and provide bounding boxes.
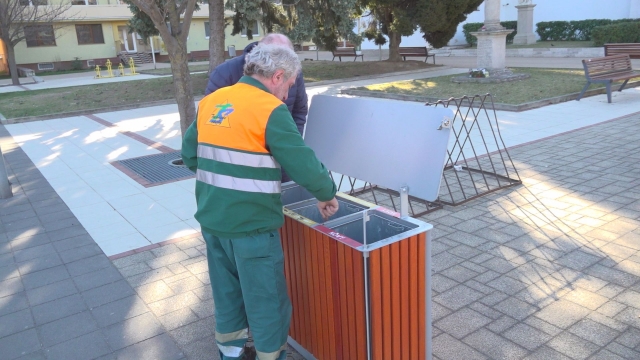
[215,328,249,343]
[198,145,280,169]
[217,344,244,357]
[197,169,281,194]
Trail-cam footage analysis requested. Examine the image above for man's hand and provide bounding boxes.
[317,197,339,220]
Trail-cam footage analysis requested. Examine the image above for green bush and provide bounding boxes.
[592,22,640,46]
[536,18,640,41]
[70,57,83,71]
[462,21,518,46]
[462,23,483,45]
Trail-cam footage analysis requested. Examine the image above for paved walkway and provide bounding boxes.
[0,69,639,359]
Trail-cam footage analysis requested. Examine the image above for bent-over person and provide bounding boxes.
[182,43,339,360]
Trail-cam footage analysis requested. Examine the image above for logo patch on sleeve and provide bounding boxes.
[209,102,234,127]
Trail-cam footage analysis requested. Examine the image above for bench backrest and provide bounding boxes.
[398,47,428,55]
[604,43,640,59]
[582,54,633,77]
[333,47,356,55]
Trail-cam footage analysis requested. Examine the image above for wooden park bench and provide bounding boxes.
[398,46,435,64]
[577,54,640,103]
[604,43,640,59]
[332,47,363,62]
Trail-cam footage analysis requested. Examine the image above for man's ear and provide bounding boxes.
[273,69,286,84]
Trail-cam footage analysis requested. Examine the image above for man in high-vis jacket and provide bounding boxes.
[182,43,339,360]
[205,33,308,183]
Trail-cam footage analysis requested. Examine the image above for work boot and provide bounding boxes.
[242,345,256,360]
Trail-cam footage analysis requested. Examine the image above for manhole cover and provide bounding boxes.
[112,151,194,187]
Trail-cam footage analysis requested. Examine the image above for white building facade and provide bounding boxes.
[359,0,640,49]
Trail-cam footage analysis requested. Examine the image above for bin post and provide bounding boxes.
[0,146,12,199]
[362,210,372,360]
[426,230,433,360]
[400,186,409,218]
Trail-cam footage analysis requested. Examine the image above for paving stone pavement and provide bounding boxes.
[1,109,640,359]
[0,125,303,356]
[106,113,640,360]
[421,114,640,360]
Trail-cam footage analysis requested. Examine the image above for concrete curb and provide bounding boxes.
[340,80,640,112]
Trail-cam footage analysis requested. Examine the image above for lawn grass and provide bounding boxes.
[0,61,436,119]
[356,68,605,104]
[139,64,210,75]
[138,60,435,79]
[301,60,434,82]
[0,73,210,119]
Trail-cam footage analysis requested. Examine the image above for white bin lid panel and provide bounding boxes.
[305,95,453,202]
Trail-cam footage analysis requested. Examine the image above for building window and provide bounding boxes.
[19,0,48,5]
[71,0,97,4]
[25,25,56,47]
[76,24,104,44]
[241,22,260,37]
[204,22,210,38]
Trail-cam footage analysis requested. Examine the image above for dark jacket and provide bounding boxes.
[205,42,308,135]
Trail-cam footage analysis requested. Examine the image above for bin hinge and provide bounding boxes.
[362,251,369,258]
[438,117,451,130]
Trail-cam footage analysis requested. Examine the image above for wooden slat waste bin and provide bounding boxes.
[280,185,432,360]
[280,94,452,360]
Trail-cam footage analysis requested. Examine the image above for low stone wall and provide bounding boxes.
[432,47,605,58]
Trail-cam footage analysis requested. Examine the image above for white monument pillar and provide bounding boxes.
[484,0,503,31]
[470,0,513,73]
[514,0,537,45]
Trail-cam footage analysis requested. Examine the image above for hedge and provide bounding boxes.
[592,22,640,46]
[536,19,640,41]
[462,21,517,46]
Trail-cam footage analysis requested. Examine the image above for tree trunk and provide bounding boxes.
[387,31,402,61]
[167,42,196,136]
[208,0,225,73]
[5,43,20,86]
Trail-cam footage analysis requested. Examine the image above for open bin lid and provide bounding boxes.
[305,95,453,202]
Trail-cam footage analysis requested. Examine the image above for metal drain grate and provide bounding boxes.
[112,151,194,187]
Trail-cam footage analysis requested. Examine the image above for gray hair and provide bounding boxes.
[260,33,294,50]
[243,44,301,80]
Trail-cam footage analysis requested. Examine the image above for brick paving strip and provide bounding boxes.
[84,114,176,154]
[2,112,640,359]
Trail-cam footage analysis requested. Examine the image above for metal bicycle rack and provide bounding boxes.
[427,94,522,206]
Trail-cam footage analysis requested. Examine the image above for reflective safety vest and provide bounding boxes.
[182,76,336,238]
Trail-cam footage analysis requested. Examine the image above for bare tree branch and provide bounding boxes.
[180,0,197,42]
[0,0,76,85]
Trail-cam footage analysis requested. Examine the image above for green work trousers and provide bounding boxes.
[203,230,291,360]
